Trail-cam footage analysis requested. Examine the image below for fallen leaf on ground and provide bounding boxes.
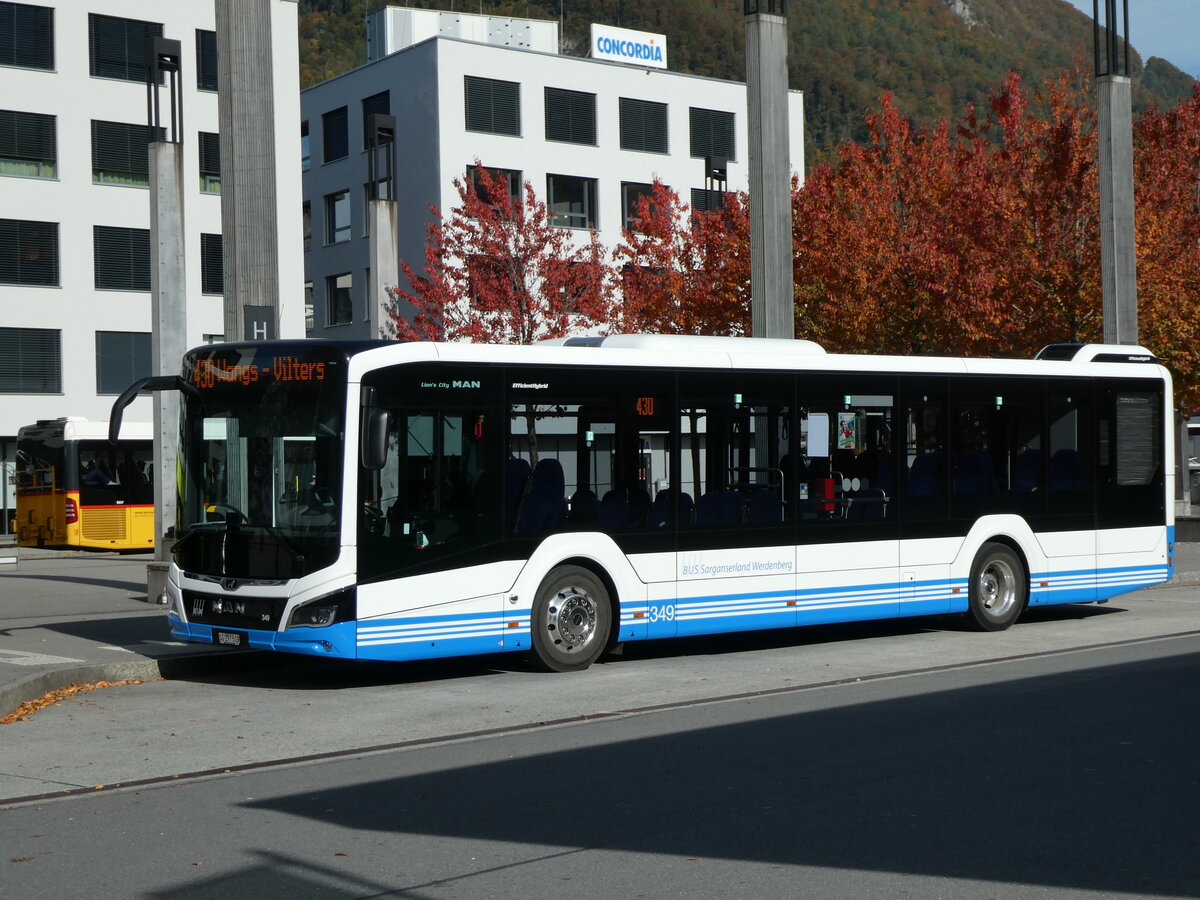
[1,681,141,725]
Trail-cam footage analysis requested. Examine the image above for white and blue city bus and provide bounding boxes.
[110,336,1174,672]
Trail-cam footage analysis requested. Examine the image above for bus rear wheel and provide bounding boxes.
[530,565,612,672]
[967,542,1026,631]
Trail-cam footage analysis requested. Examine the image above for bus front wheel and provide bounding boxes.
[967,542,1026,632]
[530,565,612,673]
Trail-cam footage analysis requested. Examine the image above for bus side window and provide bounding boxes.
[901,382,949,522]
[1047,388,1094,519]
[508,402,571,535]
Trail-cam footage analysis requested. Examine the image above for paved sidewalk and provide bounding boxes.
[2,539,1199,718]
[0,546,261,717]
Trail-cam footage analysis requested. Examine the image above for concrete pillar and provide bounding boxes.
[745,5,795,339]
[1097,74,1138,345]
[216,0,281,341]
[148,141,187,603]
[368,199,399,339]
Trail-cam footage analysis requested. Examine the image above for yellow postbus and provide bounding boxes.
[13,417,155,551]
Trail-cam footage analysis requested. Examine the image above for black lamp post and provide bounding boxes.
[146,36,182,144]
[744,0,786,13]
[1093,0,1130,76]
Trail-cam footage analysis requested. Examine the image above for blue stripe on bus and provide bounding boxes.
[172,559,1169,661]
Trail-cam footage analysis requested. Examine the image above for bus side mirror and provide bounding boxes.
[362,408,390,470]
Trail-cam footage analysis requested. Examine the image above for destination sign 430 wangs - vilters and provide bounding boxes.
[194,357,327,388]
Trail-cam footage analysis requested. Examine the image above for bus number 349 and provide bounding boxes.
[647,604,676,623]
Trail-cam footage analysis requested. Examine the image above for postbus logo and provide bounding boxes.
[590,24,667,70]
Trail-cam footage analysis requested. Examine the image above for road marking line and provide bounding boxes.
[0,649,85,666]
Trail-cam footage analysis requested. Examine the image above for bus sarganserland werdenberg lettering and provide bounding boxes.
[112,336,1174,672]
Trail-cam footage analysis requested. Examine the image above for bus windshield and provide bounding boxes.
[174,346,349,580]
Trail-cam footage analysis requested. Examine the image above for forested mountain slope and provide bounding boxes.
[297,0,1196,158]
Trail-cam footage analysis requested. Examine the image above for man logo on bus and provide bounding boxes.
[452,380,481,389]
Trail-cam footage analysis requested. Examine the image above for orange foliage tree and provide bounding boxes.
[612,180,751,335]
[793,69,1200,407]
[1133,84,1200,410]
[794,70,1103,357]
[387,165,614,344]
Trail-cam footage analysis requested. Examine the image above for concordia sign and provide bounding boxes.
[590,23,668,70]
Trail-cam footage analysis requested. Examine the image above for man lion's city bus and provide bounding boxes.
[110,336,1173,672]
[14,417,155,551]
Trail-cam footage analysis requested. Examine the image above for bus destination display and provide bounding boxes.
[194,356,328,389]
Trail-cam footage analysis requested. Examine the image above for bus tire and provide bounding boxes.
[530,565,612,673]
[967,542,1026,632]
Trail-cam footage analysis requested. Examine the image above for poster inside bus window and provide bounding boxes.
[807,413,830,457]
[837,412,857,450]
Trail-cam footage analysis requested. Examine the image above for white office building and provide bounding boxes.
[0,0,303,533]
[302,7,805,340]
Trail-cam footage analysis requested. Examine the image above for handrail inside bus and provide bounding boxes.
[108,375,201,445]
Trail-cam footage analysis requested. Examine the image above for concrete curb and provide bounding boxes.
[0,651,271,719]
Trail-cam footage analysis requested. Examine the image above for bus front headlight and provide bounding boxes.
[285,588,355,630]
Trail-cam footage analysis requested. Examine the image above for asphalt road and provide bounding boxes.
[2,590,1199,898]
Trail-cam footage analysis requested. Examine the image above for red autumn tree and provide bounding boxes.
[1133,84,1200,411]
[793,69,1104,359]
[966,68,1102,352]
[387,164,614,344]
[612,180,751,335]
[793,67,1200,405]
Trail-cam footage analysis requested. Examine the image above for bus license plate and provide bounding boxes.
[215,630,246,647]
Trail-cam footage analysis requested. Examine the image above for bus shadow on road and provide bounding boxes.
[163,602,1132,694]
[242,647,1200,897]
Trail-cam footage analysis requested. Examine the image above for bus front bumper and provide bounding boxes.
[168,613,357,659]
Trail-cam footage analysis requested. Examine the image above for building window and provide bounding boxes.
[301,121,310,172]
[93,225,150,291]
[202,333,223,344]
[689,107,736,161]
[622,182,656,230]
[88,13,162,83]
[464,75,520,136]
[325,190,350,243]
[195,29,217,91]
[0,109,55,178]
[0,2,54,70]
[95,331,150,395]
[0,326,60,393]
[466,165,521,208]
[304,281,314,332]
[690,188,725,214]
[302,201,311,252]
[547,174,597,230]
[200,233,222,295]
[0,217,56,285]
[361,90,389,148]
[326,273,352,326]
[322,106,348,163]
[544,87,596,145]
[91,120,163,187]
[620,98,668,154]
[198,131,220,193]
[364,176,392,208]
